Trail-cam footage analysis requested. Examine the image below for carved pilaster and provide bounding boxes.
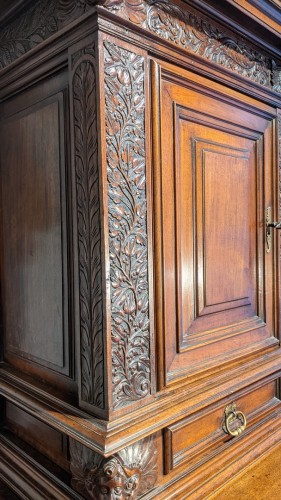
[69,436,158,499]
[104,40,151,409]
[71,45,104,409]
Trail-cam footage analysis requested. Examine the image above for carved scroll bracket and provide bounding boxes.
[70,435,158,499]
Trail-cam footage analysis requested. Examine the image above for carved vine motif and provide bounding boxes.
[104,41,151,408]
[272,63,281,93]
[69,436,158,499]
[72,46,104,408]
[0,0,96,68]
[101,0,272,88]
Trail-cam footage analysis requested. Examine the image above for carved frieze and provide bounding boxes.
[69,435,158,499]
[72,46,104,408]
[101,0,272,88]
[0,0,96,68]
[272,63,281,93]
[0,0,279,93]
[104,40,151,408]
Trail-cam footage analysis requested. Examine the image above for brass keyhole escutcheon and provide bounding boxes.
[266,206,281,253]
[224,403,247,437]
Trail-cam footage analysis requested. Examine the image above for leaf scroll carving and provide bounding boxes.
[101,0,272,89]
[72,46,104,408]
[69,435,158,499]
[104,41,151,408]
[0,0,96,68]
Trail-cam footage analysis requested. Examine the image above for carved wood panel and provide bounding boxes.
[101,0,273,88]
[71,44,105,409]
[0,0,96,68]
[104,40,152,409]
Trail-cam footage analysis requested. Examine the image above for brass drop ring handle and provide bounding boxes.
[224,403,247,437]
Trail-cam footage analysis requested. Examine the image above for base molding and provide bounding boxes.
[2,409,281,499]
[145,408,281,499]
[0,434,81,500]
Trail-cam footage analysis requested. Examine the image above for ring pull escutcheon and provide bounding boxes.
[224,403,247,437]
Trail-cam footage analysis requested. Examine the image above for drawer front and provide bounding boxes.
[164,381,278,473]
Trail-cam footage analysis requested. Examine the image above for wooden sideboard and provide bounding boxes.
[1,1,281,498]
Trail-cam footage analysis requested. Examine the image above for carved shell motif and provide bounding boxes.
[69,436,157,499]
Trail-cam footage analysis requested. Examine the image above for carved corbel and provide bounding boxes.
[69,436,158,499]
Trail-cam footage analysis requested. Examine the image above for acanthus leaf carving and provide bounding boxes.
[69,435,158,499]
[104,40,151,408]
[72,46,104,408]
[272,62,281,93]
[0,0,96,68]
[101,0,273,89]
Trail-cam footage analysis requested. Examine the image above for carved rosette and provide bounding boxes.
[69,436,158,499]
[72,46,104,408]
[101,0,272,89]
[104,41,151,408]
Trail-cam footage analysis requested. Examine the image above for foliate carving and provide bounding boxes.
[272,63,281,93]
[69,436,158,499]
[72,46,104,408]
[101,0,272,88]
[0,0,96,68]
[100,0,147,23]
[104,41,151,408]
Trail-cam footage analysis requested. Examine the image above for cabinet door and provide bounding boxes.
[153,62,279,388]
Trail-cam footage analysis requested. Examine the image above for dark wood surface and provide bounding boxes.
[0,1,281,499]
[0,481,19,499]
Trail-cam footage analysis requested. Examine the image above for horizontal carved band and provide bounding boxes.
[0,0,96,69]
[101,0,274,90]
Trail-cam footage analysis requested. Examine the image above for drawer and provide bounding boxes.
[164,381,279,473]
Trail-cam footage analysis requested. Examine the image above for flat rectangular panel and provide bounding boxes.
[0,90,70,378]
[203,150,250,308]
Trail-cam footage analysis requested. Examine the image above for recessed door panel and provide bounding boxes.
[154,66,277,387]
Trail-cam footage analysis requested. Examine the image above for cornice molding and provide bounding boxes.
[0,0,280,95]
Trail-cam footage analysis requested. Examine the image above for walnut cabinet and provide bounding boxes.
[1,1,281,498]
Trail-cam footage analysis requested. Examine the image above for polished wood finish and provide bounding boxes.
[0,0,281,498]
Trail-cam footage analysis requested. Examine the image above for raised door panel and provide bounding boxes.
[154,64,278,387]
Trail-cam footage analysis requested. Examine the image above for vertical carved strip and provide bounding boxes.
[104,41,151,408]
[72,47,104,408]
[69,435,158,499]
